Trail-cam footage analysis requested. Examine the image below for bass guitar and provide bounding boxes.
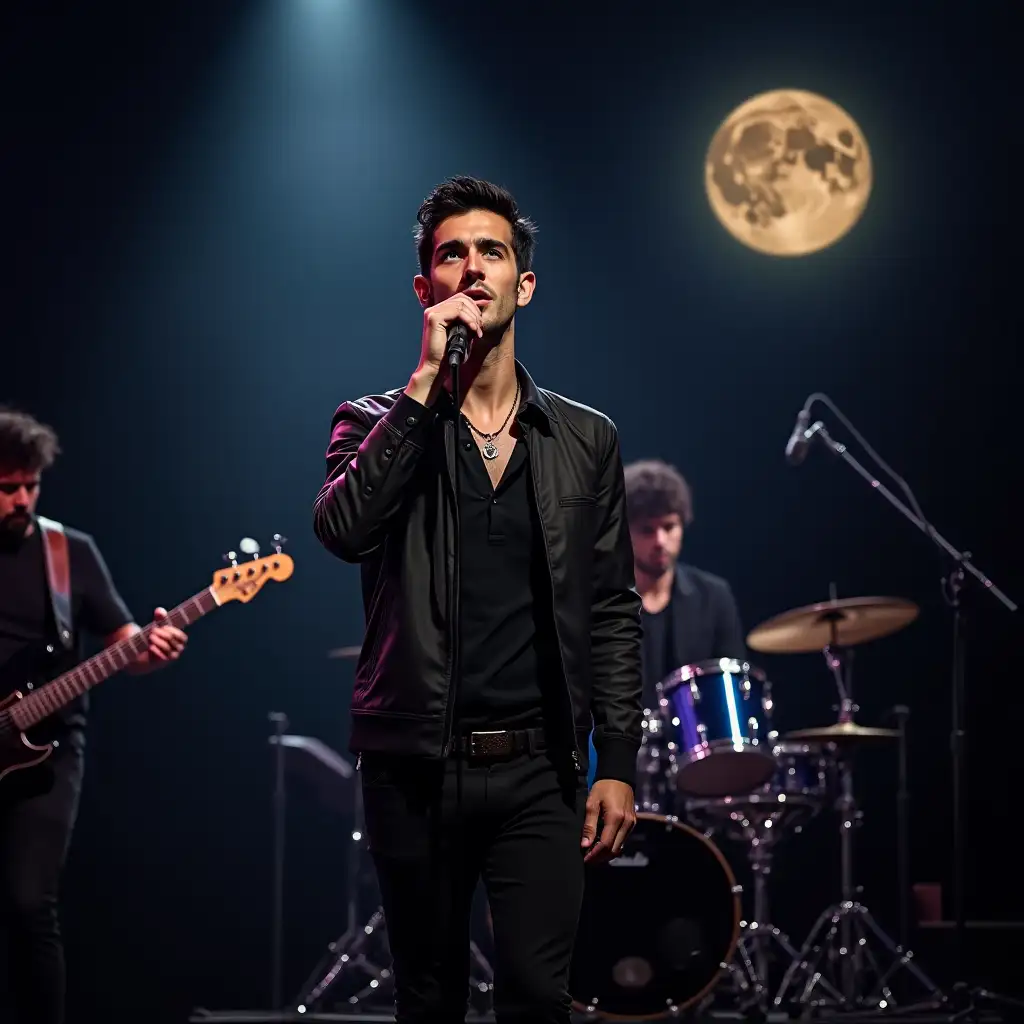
[0,544,294,782]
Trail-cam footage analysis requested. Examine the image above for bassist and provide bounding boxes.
[0,407,188,1024]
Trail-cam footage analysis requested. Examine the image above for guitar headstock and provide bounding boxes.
[212,537,294,605]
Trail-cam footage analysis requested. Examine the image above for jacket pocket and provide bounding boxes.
[558,494,598,508]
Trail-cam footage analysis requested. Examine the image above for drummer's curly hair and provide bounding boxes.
[0,407,61,473]
[623,459,694,526]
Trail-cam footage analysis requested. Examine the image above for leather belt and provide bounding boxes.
[452,727,547,760]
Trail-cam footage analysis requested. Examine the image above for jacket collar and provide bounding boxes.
[672,562,698,599]
[515,360,556,433]
[435,359,556,434]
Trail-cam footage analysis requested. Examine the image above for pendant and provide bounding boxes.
[482,439,499,460]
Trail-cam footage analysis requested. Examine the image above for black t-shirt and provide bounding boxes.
[455,420,562,731]
[641,597,676,710]
[0,523,133,742]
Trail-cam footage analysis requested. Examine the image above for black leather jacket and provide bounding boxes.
[313,363,643,788]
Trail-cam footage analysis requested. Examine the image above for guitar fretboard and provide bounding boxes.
[8,588,219,732]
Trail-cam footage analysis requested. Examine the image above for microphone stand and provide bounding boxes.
[268,710,289,1011]
[802,420,1021,1017]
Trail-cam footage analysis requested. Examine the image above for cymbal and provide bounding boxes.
[746,596,919,654]
[327,645,361,660]
[785,722,900,743]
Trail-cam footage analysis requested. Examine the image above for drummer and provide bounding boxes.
[623,459,747,708]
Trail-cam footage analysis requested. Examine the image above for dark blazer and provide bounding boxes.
[645,563,746,686]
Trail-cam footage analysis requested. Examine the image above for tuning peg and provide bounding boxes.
[223,551,238,567]
[239,537,260,559]
[272,533,288,554]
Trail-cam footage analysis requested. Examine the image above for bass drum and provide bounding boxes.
[570,813,740,1020]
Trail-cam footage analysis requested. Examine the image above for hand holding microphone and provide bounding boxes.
[405,293,484,405]
[422,292,484,369]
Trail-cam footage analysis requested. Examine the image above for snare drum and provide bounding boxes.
[570,813,740,1019]
[686,740,832,839]
[659,659,776,798]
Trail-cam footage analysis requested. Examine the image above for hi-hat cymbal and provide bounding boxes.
[327,645,361,660]
[785,722,900,744]
[746,596,919,654]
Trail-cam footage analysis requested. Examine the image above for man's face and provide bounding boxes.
[414,209,534,333]
[0,469,41,542]
[630,513,683,578]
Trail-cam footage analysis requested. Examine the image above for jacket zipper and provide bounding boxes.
[528,429,583,773]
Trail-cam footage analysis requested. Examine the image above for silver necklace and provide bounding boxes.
[462,380,521,460]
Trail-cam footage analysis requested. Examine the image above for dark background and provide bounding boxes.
[2,2,1018,1021]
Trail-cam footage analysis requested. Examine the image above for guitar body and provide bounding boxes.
[0,690,54,780]
[0,644,69,794]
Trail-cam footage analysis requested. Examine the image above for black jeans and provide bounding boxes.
[0,748,83,1024]
[361,747,587,1024]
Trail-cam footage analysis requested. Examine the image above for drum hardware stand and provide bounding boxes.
[725,828,843,1013]
[296,906,496,1014]
[820,588,857,731]
[292,779,495,1014]
[779,621,938,1009]
[773,746,941,1012]
[793,398,1019,1018]
[292,777,388,1012]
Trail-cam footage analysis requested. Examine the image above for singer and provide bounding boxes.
[313,176,642,1024]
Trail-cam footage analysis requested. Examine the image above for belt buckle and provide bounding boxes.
[469,730,509,759]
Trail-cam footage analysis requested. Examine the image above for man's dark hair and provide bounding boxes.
[414,175,537,277]
[624,459,694,526]
[0,407,61,473]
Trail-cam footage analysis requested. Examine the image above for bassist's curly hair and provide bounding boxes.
[0,407,61,473]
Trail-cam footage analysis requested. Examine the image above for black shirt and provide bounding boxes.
[0,523,133,743]
[639,564,749,713]
[455,419,562,731]
[640,597,676,709]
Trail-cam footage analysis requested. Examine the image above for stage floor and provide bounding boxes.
[189,924,1024,1024]
[188,1005,1012,1023]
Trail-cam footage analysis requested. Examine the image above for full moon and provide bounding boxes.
[705,89,872,256]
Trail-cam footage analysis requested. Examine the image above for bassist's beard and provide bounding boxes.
[0,512,31,549]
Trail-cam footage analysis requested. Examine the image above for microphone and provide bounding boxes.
[784,406,813,465]
[446,322,472,367]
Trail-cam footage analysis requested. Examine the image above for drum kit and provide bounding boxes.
[569,593,942,1021]
[307,593,942,1020]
